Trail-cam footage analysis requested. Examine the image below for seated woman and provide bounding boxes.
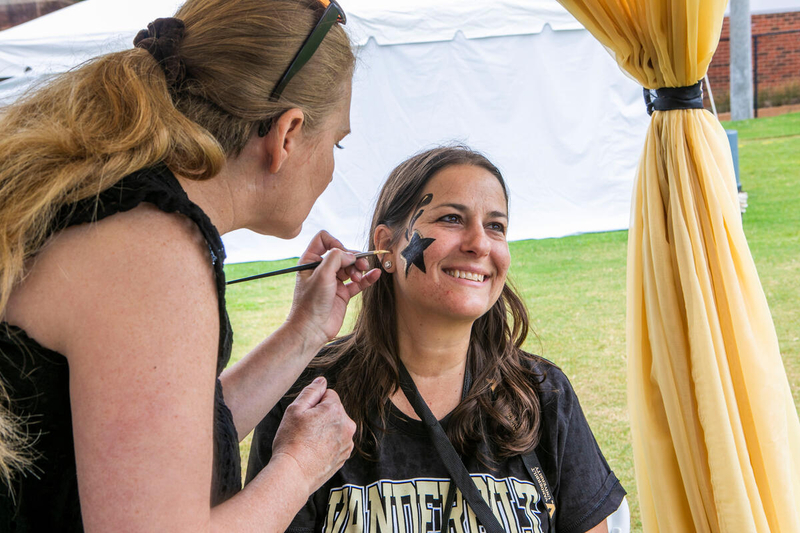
[246,146,626,533]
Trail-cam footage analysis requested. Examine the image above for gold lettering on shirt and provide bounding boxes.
[326,485,365,533]
[415,480,447,531]
[322,476,544,533]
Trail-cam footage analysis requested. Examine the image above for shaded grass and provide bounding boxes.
[225,112,800,532]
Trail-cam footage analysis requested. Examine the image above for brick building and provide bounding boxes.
[707,1,800,111]
[0,0,77,31]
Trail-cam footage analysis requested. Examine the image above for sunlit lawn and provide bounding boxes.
[224,112,800,532]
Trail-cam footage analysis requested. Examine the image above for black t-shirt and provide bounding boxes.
[247,356,625,533]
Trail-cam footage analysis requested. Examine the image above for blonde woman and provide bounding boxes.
[0,0,377,530]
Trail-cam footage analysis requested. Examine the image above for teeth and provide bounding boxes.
[445,269,485,282]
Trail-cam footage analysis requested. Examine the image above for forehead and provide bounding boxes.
[422,164,507,209]
[321,83,352,133]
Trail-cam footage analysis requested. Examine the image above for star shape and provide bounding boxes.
[400,231,435,276]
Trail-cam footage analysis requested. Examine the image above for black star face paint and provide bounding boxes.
[400,193,435,276]
[401,230,436,276]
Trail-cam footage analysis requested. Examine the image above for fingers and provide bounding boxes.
[354,256,370,272]
[300,231,377,285]
[343,265,362,283]
[313,248,357,280]
[273,383,356,494]
[320,250,379,285]
[320,389,357,443]
[290,376,327,410]
[344,268,381,299]
[300,230,345,262]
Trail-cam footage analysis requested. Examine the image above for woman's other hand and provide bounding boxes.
[220,231,378,441]
[270,377,355,494]
[287,230,380,346]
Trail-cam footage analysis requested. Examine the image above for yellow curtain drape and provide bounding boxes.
[554,1,800,531]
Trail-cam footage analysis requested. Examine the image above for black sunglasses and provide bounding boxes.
[271,0,346,101]
[258,0,346,136]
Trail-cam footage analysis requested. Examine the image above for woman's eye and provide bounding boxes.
[335,143,345,150]
[439,214,461,223]
[488,222,506,233]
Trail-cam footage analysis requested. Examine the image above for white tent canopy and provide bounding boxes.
[0,0,650,263]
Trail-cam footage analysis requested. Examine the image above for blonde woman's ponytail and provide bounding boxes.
[0,0,354,485]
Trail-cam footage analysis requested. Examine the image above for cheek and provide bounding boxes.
[318,152,335,188]
[494,248,511,281]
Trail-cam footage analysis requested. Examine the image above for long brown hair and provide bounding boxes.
[312,146,545,462]
[0,0,354,484]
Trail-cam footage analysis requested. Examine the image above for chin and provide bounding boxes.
[435,301,495,322]
[247,221,302,239]
[285,223,303,239]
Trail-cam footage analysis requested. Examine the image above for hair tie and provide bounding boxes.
[643,81,704,115]
[134,17,187,89]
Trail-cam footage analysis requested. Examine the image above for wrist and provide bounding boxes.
[268,451,313,497]
[283,312,328,352]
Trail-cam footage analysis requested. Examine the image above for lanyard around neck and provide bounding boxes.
[396,359,505,533]
[395,358,556,533]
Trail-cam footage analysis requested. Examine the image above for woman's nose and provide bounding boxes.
[461,224,491,256]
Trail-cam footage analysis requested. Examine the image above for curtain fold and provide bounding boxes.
[555,1,800,531]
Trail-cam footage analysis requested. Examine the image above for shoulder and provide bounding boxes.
[520,353,586,437]
[523,354,576,403]
[524,355,626,529]
[7,203,216,355]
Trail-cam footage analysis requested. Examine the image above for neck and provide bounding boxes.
[391,309,474,420]
[174,165,238,235]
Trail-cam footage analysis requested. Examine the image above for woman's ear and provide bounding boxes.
[374,224,395,272]
[263,108,305,174]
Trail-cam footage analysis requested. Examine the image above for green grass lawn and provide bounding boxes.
[224,112,800,532]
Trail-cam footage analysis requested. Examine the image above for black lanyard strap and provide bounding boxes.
[396,358,557,533]
[396,360,505,533]
[521,451,556,533]
[398,358,504,533]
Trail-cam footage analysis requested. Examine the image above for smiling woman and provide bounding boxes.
[246,146,627,533]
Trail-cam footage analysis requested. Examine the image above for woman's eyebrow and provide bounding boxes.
[433,203,508,219]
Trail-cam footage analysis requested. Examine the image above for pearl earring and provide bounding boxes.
[384,260,393,269]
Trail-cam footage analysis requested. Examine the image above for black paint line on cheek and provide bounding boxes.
[405,193,433,240]
[400,230,436,277]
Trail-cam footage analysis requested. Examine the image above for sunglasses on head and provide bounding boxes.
[258,0,346,136]
[271,0,346,101]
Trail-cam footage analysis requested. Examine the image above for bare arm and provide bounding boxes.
[11,207,353,532]
[220,230,380,439]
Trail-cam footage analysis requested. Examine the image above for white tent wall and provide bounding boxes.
[0,0,650,263]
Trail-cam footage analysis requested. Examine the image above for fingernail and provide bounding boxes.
[313,376,325,384]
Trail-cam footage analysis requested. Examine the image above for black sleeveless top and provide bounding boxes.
[0,166,241,531]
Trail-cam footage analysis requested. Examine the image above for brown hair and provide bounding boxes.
[311,146,545,462]
[0,0,355,484]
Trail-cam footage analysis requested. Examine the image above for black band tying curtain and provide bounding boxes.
[643,81,704,115]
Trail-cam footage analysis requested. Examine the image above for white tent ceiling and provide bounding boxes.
[0,0,650,263]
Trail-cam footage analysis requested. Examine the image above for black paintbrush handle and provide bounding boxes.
[226,250,387,285]
[226,260,321,285]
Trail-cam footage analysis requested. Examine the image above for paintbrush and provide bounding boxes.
[226,250,390,285]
